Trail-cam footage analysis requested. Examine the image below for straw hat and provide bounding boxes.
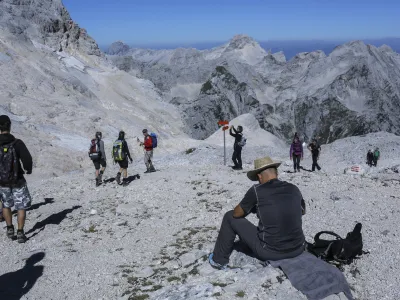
[247,156,281,181]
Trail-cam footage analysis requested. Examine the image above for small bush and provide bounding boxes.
[185,148,196,154]
[236,291,245,297]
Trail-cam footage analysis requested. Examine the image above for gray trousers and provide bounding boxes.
[144,150,154,169]
[213,210,304,265]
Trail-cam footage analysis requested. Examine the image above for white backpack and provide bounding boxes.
[238,135,247,147]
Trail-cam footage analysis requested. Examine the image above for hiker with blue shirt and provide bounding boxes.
[209,156,306,269]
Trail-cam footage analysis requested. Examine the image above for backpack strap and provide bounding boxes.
[314,231,343,243]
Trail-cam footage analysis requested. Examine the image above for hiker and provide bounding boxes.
[290,136,303,172]
[308,139,321,171]
[112,131,133,186]
[293,132,299,142]
[230,125,245,170]
[373,147,380,167]
[208,156,306,269]
[0,115,33,243]
[366,150,373,167]
[138,129,156,173]
[88,131,106,186]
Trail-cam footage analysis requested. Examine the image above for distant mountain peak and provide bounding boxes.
[227,34,258,50]
[107,41,130,55]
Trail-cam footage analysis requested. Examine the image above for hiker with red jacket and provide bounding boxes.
[137,129,156,173]
[290,136,303,172]
[0,115,32,243]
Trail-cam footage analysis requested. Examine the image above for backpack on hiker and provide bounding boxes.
[238,135,247,147]
[0,141,19,185]
[306,223,364,265]
[89,139,101,161]
[112,140,126,161]
[150,133,158,148]
[374,150,380,159]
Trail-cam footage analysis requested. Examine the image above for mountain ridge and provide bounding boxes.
[107,36,400,142]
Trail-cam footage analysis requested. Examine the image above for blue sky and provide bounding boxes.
[63,0,399,46]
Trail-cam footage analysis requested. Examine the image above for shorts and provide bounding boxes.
[0,181,32,210]
[93,159,107,170]
[117,158,129,169]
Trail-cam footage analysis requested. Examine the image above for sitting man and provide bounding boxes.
[209,156,306,269]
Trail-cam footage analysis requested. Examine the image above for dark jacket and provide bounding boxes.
[229,127,243,148]
[0,133,32,181]
[308,143,321,157]
[121,139,132,160]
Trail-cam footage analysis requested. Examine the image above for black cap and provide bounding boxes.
[0,115,11,125]
[142,129,148,133]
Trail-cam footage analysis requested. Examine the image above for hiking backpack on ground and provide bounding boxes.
[89,139,101,161]
[306,223,364,265]
[238,135,247,147]
[0,141,19,185]
[150,133,158,148]
[112,140,126,161]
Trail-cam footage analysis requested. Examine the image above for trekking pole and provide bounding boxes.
[223,128,226,166]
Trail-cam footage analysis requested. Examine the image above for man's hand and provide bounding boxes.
[233,204,245,218]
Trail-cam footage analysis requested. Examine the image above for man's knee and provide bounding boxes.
[222,210,235,223]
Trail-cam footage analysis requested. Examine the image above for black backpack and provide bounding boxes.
[306,223,364,265]
[0,140,19,185]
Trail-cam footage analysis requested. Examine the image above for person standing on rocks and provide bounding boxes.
[208,156,306,269]
[230,125,244,170]
[112,131,133,186]
[290,136,303,172]
[137,129,156,173]
[88,131,107,186]
[0,115,33,243]
[308,139,321,172]
[373,147,380,167]
[366,150,374,167]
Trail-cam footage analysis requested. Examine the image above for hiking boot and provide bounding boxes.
[6,225,15,239]
[17,230,27,243]
[98,173,103,183]
[144,169,150,174]
[116,173,121,185]
[95,177,101,187]
[150,167,156,173]
[208,253,227,270]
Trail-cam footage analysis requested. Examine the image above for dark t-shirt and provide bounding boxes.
[308,143,321,156]
[239,179,305,253]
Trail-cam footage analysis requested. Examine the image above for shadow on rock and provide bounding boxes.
[12,198,55,215]
[26,206,82,238]
[0,252,45,300]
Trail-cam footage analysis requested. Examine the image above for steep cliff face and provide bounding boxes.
[108,37,400,142]
[0,0,188,177]
[0,0,101,56]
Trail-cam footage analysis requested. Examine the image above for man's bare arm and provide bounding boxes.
[233,204,245,218]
